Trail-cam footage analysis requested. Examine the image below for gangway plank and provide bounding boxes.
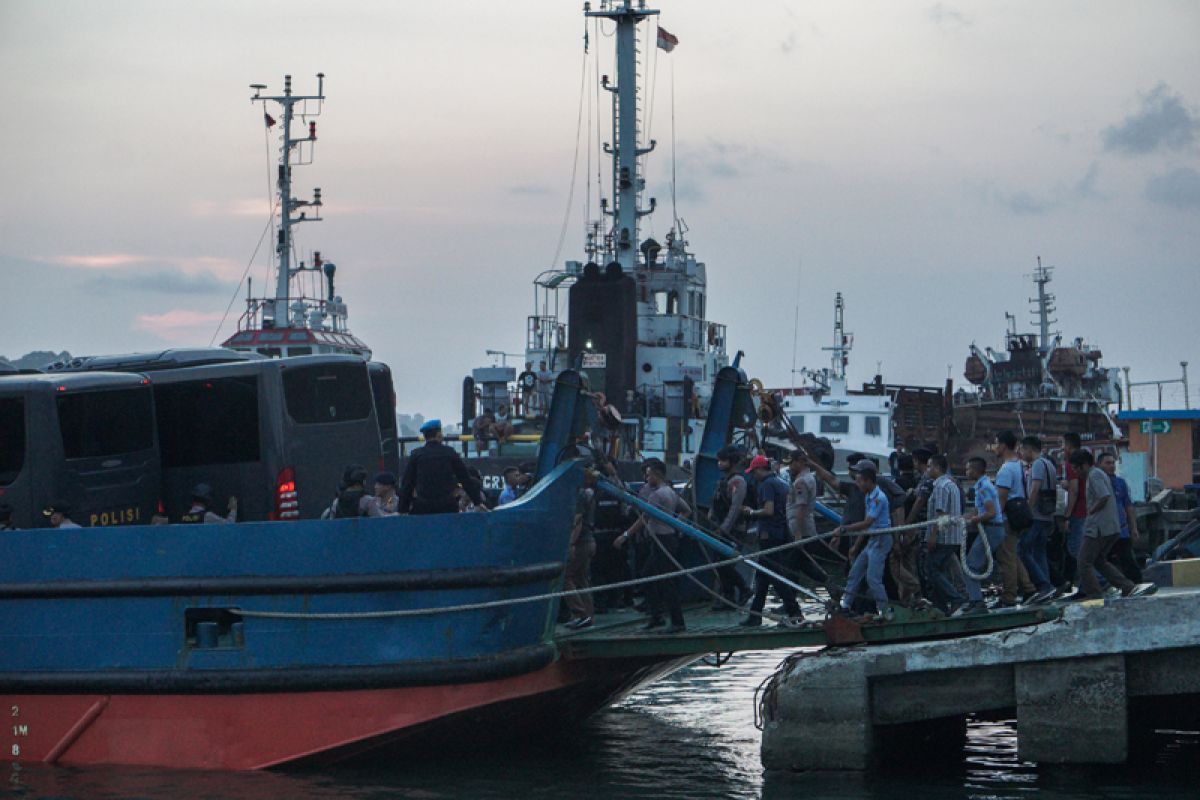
[554,605,1062,660]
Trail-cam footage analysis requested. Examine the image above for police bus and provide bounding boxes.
[0,372,161,528]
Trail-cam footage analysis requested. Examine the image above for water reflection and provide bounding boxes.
[7,650,1198,800]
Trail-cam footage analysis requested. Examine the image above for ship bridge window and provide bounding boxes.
[154,377,261,467]
[57,387,154,459]
[283,362,372,424]
[865,416,882,436]
[0,397,26,485]
[287,347,313,357]
[819,415,850,434]
[788,415,805,433]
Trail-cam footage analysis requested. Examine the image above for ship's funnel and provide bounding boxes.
[323,261,336,301]
[641,238,661,267]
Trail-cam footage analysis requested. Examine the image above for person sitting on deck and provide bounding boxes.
[181,484,238,524]
[43,502,81,529]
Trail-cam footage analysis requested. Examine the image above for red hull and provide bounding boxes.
[3,656,683,771]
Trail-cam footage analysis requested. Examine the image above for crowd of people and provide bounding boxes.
[555,430,1158,634]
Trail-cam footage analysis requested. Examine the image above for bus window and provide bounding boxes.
[0,397,25,485]
[57,388,154,459]
[283,362,372,424]
[154,376,261,467]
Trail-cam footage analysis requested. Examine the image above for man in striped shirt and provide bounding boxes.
[923,455,965,613]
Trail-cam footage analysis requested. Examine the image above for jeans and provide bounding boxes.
[1109,536,1143,583]
[964,524,1006,603]
[643,534,684,626]
[1064,517,1085,582]
[1019,519,1055,592]
[841,535,893,611]
[748,550,801,618]
[924,544,964,612]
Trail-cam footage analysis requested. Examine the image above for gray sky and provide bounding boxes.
[2,0,1197,418]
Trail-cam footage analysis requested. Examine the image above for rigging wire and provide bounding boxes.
[209,123,280,346]
[548,47,590,272]
[669,55,678,233]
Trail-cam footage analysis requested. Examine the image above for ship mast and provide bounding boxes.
[823,292,852,383]
[1030,256,1058,354]
[586,0,657,274]
[250,74,325,327]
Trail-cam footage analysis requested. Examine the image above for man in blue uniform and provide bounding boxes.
[399,419,485,515]
[833,460,893,616]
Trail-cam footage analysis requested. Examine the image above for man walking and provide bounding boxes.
[786,452,843,607]
[615,460,691,632]
[740,456,804,626]
[706,445,751,608]
[923,455,968,613]
[1067,450,1155,601]
[1098,452,1143,583]
[1060,432,1088,591]
[1019,435,1058,600]
[993,431,1037,607]
[564,469,599,629]
[833,460,893,617]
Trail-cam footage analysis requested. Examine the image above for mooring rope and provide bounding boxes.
[233,513,987,622]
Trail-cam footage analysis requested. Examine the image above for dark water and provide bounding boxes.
[6,651,1198,799]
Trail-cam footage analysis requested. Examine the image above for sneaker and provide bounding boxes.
[1127,582,1158,597]
[1061,591,1092,603]
[643,617,665,630]
[780,616,807,629]
[566,616,593,629]
[739,616,763,627]
[1026,588,1056,605]
[953,601,989,617]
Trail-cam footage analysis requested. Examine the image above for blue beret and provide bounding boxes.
[419,419,442,433]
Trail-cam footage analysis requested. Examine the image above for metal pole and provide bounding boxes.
[595,478,819,599]
[1182,361,1190,410]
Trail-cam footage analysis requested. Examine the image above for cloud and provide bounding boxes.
[683,140,791,181]
[1145,166,1200,209]
[85,267,232,295]
[928,3,971,29]
[509,184,550,196]
[988,163,1103,215]
[780,31,797,55]
[190,198,273,218]
[40,254,245,281]
[1003,191,1055,216]
[1102,83,1199,156]
[133,310,226,344]
[1073,161,1101,200]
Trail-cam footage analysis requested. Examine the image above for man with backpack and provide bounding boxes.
[992,431,1038,606]
[1019,435,1059,601]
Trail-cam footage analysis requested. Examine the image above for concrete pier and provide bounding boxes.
[761,590,1200,770]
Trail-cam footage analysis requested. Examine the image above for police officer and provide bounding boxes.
[398,419,486,515]
[707,445,751,608]
[0,504,16,531]
[372,471,400,515]
[323,465,373,519]
[43,502,81,529]
[181,484,238,524]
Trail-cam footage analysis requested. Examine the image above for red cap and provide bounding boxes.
[746,455,771,472]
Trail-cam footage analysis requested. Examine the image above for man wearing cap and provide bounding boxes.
[832,460,893,615]
[399,419,485,515]
[740,455,804,626]
[322,465,371,519]
[181,484,238,524]
[706,445,752,608]
[43,503,81,529]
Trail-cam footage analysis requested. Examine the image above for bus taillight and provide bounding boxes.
[272,466,300,520]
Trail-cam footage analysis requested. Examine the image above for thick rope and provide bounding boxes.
[233,514,978,622]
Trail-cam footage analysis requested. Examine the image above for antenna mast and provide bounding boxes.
[822,292,852,382]
[1029,255,1058,353]
[250,73,326,326]
[586,0,657,274]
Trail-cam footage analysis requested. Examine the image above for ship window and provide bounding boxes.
[865,416,882,436]
[287,347,313,357]
[287,332,311,342]
[258,348,282,358]
[283,362,372,424]
[57,387,154,459]
[788,415,805,433]
[154,377,261,467]
[0,397,26,485]
[819,415,850,434]
[259,332,284,342]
